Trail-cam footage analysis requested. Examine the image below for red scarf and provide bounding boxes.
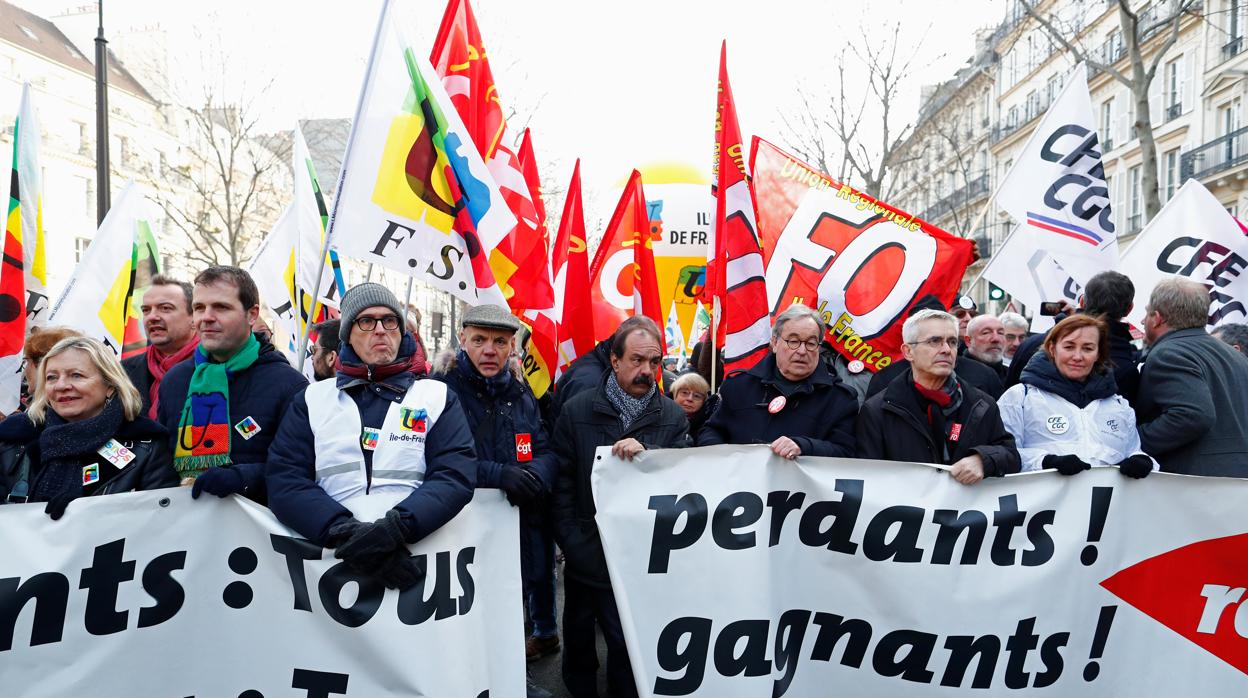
[913,380,953,425]
[146,338,199,418]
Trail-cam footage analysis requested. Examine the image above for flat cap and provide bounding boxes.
[462,304,522,333]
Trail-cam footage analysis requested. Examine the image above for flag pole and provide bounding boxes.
[94,1,111,223]
[709,297,719,393]
[404,275,414,308]
[301,0,389,359]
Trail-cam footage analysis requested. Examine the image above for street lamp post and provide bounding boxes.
[94,1,111,224]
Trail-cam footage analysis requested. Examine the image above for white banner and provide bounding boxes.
[1120,178,1248,329]
[2,489,524,697]
[594,445,1248,696]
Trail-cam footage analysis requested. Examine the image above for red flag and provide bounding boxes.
[551,161,595,378]
[590,170,663,343]
[706,42,770,373]
[750,137,973,372]
[431,0,552,309]
[515,129,557,396]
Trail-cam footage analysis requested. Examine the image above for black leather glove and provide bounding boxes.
[43,488,82,520]
[499,466,544,507]
[190,467,246,499]
[374,548,426,590]
[1042,453,1091,476]
[334,509,409,572]
[1116,454,1153,479]
[324,518,367,548]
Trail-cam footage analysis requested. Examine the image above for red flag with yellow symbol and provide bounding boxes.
[515,129,558,396]
[431,0,553,310]
[589,170,664,343]
[551,160,595,378]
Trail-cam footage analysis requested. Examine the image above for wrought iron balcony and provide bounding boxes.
[1180,125,1248,181]
[1224,37,1244,62]
[920,173,991,225]
[1165,102,1182,122]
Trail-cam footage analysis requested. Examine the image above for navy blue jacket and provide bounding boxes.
[432,353,557,492]
[156,339,307,503]
[697,353,859,457]
[265,349,478,546]
[550,338,612,419]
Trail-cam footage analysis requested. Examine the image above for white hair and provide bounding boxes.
[902,309,957,344]
[999,312,1028,331]
[965,313,1002,336]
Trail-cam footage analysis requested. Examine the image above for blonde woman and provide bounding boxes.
[0,337,177,519]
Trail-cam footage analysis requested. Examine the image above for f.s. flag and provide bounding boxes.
[328,0,513,307]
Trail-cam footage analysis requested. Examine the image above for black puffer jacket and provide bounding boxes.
[0,413,178,502]
[856,369,1021,476]
[550,338,612,419]
[551,375,688,588]
[697,353,858,457]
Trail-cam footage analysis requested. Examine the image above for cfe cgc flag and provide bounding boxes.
[751,138,973,373]
[48,183,158,356]
[1120,178,1248,329]
[328,0,513,307]
[594,446,1248,696]
[992,62,1119,311]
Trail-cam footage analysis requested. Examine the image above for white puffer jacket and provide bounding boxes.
[998,383,1156,473]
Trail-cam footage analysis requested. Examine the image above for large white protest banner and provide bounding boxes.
[1120,178,1248,329]
[594,445,1248,696]
[2,489,524,697]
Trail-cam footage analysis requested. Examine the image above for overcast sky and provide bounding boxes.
[22,0,1004,212]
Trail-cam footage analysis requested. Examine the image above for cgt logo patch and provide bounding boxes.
[1101,532,1248,676]
[515,433,532,462]
[399,407,428,433]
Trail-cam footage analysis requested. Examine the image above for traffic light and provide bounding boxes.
[988,283,1006,301]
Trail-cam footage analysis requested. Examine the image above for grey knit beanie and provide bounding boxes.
[338,282,406,341]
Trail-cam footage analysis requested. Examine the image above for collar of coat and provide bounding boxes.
[741,351,839,393]
[1150,326,1210,350]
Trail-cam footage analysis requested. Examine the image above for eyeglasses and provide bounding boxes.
[909,336,960,349]
[353,315,400,332]
[675,389,706,401]
[780,337,820,353]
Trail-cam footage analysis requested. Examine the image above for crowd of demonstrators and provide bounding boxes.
[856,309,1021,484]
[1136,278,1248,477]
[550,316,687,698]
[0,337,177,516]
[123,276,199,417]
[156,266,308,501]
[998,315,1154,477]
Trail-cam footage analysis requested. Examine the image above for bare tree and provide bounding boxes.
[780,23,929,198]
[150,94,290,268]
[1020,0,1201,222]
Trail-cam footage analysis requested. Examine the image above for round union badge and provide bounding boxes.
[847,360,865,374]
[768,396,787,414]
[1045,415,1070,435]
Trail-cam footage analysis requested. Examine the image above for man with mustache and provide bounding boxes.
[550,315,687,698]
[122,275,199,418]
[697,305,858,458]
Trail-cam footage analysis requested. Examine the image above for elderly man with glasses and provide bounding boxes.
[265,283,477,590]
[697,305,858,458]
[856,308,1019,484]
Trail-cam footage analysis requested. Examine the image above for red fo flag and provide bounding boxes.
[431,0,553,310]
[706,42,770,372]
[589,170,664,343]
[750,137,973,372]
[551,161,596,378]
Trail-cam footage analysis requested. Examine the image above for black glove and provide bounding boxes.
[374,547,426,590]
[43,488,82,520]
[334,509,409,573]
[1116,454,1153,479]
[1043,454,1091,476]
[324,518,367,548]
[191,467,246,499]
[499,466,544,507]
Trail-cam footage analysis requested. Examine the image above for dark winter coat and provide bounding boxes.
[1136,327,1248,476]
[431,351,557,491]
[121,353,155,415]
[265,343,478,546]
[697,353,858,457]
[550,338,612,418]
[155,338,308,504]
[867,354,1004,400]
[0,412,178,503]
[856,369,1021,476]
[551,375,688,588]
[1007,318,1140,404]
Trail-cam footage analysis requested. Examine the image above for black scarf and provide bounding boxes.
[1020,351,1117,408]
[456,349,513,397]
[29,397,124,503]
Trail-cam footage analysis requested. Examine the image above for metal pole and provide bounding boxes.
[94,1,111,223]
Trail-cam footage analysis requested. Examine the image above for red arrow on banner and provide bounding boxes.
[1100,532,1248,676]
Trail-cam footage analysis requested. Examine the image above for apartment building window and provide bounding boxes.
[1164,58,1183,121]
[1229,0,1246,59]
[1100,99,1115,150]
[74,237,90,263]
[1025,91,1040,120]
[1007,105,1020,128]
[1129,165,1143,232]
[1164,149,1179,201]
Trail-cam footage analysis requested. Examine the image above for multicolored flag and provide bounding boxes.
[431,0,553,311]
[664,300,687,360]
[515,129,558,396]
[706,43,770,375]
[48,183,159,356]
[551,161,595,378]
[688,300,711,352]
[590,170,664,342]
[328,0,513,306]
[120,220,162,359]
[0,83,49,411]
[751,137,974,372]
